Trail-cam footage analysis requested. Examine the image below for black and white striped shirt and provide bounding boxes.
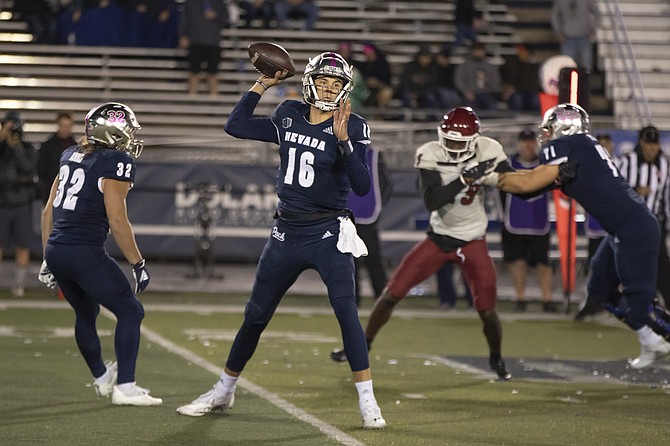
[617,147,670,222]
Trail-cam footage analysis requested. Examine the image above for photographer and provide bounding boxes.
[0,112,38,297]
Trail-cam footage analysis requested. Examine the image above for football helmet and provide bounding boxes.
[438,107,480,163]
[539,103,590,144]
[85,102,144,158]
[302,52,354,112]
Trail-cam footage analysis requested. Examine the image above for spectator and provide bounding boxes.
[431,48,462,111]
[436,262,473,310]
[127,0,179,48]
[454,42,501,111]
[500,44,541,112]
[274,0,319,31]
[0,112,38,298]
[358,42,394,111]
[347,145,394,307]
[611,126,670,304]
[451,0,483,50]
[551,0,600,72]
[237,0,274,29]
[398,45,440,116]
[336,41,370,112]
[498,129,556,312]
[12,0,57,44]
[69,0,127,46]
[179,0,229,96]
[37,112,78,204]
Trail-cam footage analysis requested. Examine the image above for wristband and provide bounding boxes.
[255,80,268,91]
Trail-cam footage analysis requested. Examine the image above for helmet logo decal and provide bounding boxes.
[106,110,126,124]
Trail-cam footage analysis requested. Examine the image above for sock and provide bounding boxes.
[355,379,375,402]
[214,372,238,396]
[636,325,663,346]
[15,266,27,288]
[94,366,112,384]
[116,381,136,392]
[489,352,501,363]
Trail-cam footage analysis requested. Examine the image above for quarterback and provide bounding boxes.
[177,52,386,429]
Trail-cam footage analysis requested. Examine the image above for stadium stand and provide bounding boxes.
[0,0,523,158]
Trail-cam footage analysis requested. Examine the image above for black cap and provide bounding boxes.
[518,129,536,140]
[1,111,23,135]
[1,110,21,125]
[640,125,660,143]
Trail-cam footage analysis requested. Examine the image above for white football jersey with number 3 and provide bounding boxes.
[414,136,507,241]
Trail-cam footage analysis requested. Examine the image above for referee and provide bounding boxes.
[617,125,670,303]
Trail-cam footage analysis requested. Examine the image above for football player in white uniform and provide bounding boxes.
[332,107,514,379]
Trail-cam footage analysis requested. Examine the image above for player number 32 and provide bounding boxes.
[53,162,132,211]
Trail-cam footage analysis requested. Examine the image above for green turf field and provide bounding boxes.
[1,289,669,445]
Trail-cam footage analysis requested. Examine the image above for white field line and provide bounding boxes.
[0,299,364,446]
[102,308,367,446]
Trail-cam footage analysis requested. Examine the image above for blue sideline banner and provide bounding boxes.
[109,163,428,263]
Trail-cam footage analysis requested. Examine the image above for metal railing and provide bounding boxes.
[601,0,652,128]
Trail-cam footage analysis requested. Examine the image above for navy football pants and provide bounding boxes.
[226,217,370,372]
[46,244,145,384]
[587,214,660,330]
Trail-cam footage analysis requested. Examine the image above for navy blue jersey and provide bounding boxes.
[225,92,370,214]
[539,134,648,234]
[48,146,136,246]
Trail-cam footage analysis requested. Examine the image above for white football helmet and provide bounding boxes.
[438,107,480,163]
[85,102,144,158]
[302,52,354,112]
[539,103,590,144]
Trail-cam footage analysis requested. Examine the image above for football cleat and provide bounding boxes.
[629,339,670,369]
[111,384,162,406]
[360,398,386,429]
[489,358,512,380]
[330,348,347,363]
[574,297,605,321]
[94,361,118,397]
[176,387,235,417]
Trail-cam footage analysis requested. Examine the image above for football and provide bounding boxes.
[248,42,296,80]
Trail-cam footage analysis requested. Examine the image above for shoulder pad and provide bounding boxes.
[476,136,507,165]
[414,141,444,169]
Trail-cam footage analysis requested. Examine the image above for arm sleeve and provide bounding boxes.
[420,168,466,211]
[224,92,279,143]
[342,139,371,196]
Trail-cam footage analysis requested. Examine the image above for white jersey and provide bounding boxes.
[414,136,507,241]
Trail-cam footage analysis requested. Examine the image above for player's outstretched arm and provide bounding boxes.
[498,164,559,194]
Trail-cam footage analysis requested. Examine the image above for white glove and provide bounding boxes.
[38,259,57,289]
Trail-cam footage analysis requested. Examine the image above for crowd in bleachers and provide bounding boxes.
[8,0,321,48]
[11,0,181,47]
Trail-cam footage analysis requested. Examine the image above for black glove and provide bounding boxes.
[461,159,496,184]
[132,259,150,294]
[557,161,577,183]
